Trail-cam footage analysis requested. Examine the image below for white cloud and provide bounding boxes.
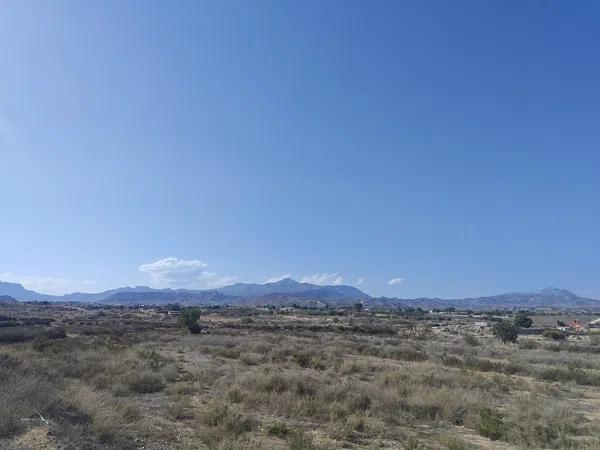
[388,277,405,286]
[265,274,292,284]
[354,278,365,286]
[1,272,96,296]
[301,273,344,286]
[139,257,207,284]
[139,257,236,289]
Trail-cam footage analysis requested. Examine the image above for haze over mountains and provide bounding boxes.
[1,278,600,310]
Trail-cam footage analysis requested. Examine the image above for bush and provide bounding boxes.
[187,322,201,334]
[168,396,191,420]
[127,371,165,393]
[288,430,317,450]
[543,329,568,341]
[0,327,37,343]
[440,435,477,450]
[292,351,326,369]
[179,308,201,334]
[538,367,600,386]
[476,407,503,440]
[32,327,68,351]
[0,369,58,438]
[503,395,579,448]
[268,421,289,438]
[201,400,229,427]
[462,334,479,347]
[518,339,540,350]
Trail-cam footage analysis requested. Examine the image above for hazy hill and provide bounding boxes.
[371,287,600,311]
[0,295,18,304]
[215,278,370,301]
[0,281,54,302]
[101,290,229,306]
[61,286,170,303]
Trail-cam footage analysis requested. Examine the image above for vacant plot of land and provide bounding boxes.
[1,304,600,449]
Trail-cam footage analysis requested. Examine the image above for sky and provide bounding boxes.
[1,1,600,298]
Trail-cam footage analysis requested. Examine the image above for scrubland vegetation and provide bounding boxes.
[1,303,600,449]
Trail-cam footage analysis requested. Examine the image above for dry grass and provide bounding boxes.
[1,303,600,449]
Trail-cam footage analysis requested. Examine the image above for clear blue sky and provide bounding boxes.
[1,1,600,298]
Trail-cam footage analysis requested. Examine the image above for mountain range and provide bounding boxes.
[0,278,368,306]
[366,287,600,310]
[1,278,599,310]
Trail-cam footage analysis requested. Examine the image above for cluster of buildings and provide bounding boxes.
[557,318,600,332]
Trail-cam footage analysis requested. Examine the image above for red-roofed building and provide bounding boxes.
[567,320,586,332]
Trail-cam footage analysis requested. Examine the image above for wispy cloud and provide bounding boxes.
[0,272,96,296]
[388,277,405,286]
[265,274,292,284]
[139,257,236,289]
[301,273,344,286]
[354,277,365,286]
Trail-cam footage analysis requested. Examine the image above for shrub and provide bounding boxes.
[0,327,37,343]
[268,421,289,438]
[543,329,568,341]
[463,334,479,347]
[179,308,201,334]
[201,400,229,426]
[518,339,540,350]
[503,394,579,448]
[288,430,317,450]
[291,351,326,369]
[345,413,366,432]
[385,346,428,362]
[127,370,165,393]
[168,396,191,420]
[32,327,68,351]
[292,351,311,368]
[188,322,201,334]
[476,407,503,440]
[0,369,58,438]
[228,386,243,403]
[440,435,477,450]
[538,367,600,386]
[223,410,256,436]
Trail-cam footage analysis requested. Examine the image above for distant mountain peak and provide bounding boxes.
[216,277,369,300]
[267,277,299,286]
[539,287,576,297]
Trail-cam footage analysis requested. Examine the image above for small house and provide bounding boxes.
[588,318,600,329]
[567,320,586,332]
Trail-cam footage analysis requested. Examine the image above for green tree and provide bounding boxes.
[492,320,519,344]
[513,313,533,329]
[179,307,201,334]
